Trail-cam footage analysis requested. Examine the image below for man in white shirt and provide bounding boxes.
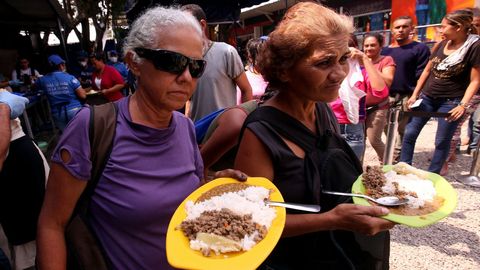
[181,4,253,122]
[11,57,41,82]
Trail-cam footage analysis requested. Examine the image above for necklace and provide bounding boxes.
[203,40,214,57]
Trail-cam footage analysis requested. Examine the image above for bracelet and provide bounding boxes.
[459,102,469,109]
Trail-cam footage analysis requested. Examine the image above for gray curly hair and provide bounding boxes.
[123,6,203,64]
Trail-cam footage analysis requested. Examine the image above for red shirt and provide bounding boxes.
[92,65,125,101]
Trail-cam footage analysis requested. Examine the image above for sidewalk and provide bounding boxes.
[364,119,480,269]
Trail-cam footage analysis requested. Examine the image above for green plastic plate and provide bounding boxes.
[352,165,458,227]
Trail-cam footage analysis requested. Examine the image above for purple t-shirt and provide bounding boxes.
[51,97,203,270]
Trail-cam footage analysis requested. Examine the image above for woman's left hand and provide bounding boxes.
[349,47,367,64]
[213,169,248,182]
[447,105,466,122]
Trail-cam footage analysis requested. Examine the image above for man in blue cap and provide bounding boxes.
[107,50,129,94]
[33,54,86,131]
[71,50,95,89]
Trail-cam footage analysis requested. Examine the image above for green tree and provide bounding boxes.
[60,0,126,51]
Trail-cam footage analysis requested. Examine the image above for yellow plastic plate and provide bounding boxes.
[352,165,457,227]
[166,177,286,270]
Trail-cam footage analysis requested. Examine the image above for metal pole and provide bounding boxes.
[383,105,400,165]
[57,17,69,63]
[22,109,34,139]
[456,140,480,187]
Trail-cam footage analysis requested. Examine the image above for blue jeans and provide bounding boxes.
[400,94,462,173]
[52,106,82,131]
[469,105,480,150]
[339,122,365,162]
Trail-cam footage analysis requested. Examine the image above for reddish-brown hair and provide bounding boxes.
[258,2,354,89]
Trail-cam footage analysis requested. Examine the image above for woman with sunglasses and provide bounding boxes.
[401,9,480,174]
[234,2,394,269]
[37,6,245,270]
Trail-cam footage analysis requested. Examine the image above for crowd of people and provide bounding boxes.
[0,2,480,270]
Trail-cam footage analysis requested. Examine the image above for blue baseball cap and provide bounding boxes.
[76,50,88,59]
[48,54,65,66]
[108,50,118,57]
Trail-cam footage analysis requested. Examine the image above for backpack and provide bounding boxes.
[194,107,226,144]
[65,102,118,270]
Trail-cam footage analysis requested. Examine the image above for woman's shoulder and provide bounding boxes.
[376,55,396,68]
[431,40,447,55]
[173,111,195,128]
[68,106,91,128]
[105,65,121,74]
[470,36,480,49]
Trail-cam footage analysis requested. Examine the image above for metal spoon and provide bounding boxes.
[265,200,321,212]
[322,190,409,207]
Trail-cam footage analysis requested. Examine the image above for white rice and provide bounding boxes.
[383,170,436,209]
[185,186,276,228]
[185,186,276,253]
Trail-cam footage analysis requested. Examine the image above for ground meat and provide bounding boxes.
[196,183,251,202]
[363,166,417,200]
[362,166,387,198]
[178,208,267,242]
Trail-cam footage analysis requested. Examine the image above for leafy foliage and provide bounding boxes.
[60,0,126,50]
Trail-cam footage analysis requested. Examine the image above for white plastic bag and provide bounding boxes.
[338,59,366,124]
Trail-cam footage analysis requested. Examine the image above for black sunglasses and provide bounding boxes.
[134,48,206,78]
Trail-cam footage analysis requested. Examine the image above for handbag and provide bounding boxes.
[65,102,118,270]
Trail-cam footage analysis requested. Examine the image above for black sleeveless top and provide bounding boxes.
[242,103,388,269]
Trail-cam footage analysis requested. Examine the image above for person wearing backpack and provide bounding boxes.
[36,6,246,270]
[234,3,394,269]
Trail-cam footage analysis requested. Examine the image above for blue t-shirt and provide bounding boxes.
[35,71,82,113]
[51,97,203,270]
[108,62,128,82]
[72,65,95,88]
[381,41,430,95]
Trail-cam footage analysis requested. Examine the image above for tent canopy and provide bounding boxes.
[127,0,270,24]
[0,0,67,32]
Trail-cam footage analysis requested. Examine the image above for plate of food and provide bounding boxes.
[86,89,100,95]
[352,162,457,227]
[166,177,286,270]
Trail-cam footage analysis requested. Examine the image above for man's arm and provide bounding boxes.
[75,87,87,100]
[234,72,253,103]
[0,104,11,171]
[415,44,431,80]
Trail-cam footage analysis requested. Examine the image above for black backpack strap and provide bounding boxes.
[241,105,317,152]
[316,102,340,134]
[240,103,360,205]
[66,102,117,270]
[75,102,118,216]
[241,103,339,150]
[240,104,326,204]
